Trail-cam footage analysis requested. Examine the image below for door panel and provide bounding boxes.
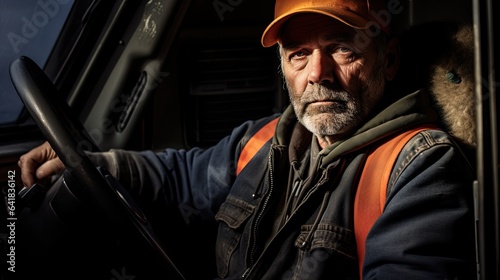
[70,0,185,151]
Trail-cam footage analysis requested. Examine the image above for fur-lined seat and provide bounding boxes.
[395,22,475,152]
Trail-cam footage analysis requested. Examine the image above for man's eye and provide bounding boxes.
[337,46,353,54]
[290,50,308,60]
[332,46,358,63]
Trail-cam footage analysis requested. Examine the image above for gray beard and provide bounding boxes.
[287,63,386,138]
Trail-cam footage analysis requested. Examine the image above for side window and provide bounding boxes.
[0,0,75,126]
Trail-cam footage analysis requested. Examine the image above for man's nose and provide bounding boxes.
[307,51,335,85]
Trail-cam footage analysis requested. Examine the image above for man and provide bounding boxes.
[19,0,476,279]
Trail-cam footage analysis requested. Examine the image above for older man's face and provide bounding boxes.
[280,14,388,139]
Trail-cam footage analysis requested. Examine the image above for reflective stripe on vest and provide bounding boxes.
[236,117,279,175]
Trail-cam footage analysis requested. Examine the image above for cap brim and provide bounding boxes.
[261,8,370,47]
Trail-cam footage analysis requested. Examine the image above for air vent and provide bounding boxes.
[117,71,147,132]
[183,45,281,147]
[190,47,277,95]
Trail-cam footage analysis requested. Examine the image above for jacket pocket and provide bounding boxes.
[215,195,255,278]
[289,224,357,279]
[295,223,356,259]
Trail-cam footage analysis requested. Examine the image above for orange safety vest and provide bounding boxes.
[236,117,433,279]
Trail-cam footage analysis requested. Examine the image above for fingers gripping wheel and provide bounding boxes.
[10,56,185,280]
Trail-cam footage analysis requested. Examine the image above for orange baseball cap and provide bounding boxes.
[261,0,391,47]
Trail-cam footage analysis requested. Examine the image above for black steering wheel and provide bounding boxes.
[10,56,185,280]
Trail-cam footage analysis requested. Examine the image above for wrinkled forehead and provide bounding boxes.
[279,14,364,48]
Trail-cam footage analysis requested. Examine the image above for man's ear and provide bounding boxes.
[384,37,400,81]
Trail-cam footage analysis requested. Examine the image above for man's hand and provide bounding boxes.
[18,141,65,188]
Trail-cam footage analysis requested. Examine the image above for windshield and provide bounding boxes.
[0,0,74,126]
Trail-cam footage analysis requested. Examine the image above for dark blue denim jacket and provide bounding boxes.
[93,90,477,279]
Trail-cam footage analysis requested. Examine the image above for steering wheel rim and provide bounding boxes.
[10,56,185,280]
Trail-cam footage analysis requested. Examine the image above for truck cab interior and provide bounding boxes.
[0,0,498,279]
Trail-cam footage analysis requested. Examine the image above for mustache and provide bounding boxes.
[300,85,350,104]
